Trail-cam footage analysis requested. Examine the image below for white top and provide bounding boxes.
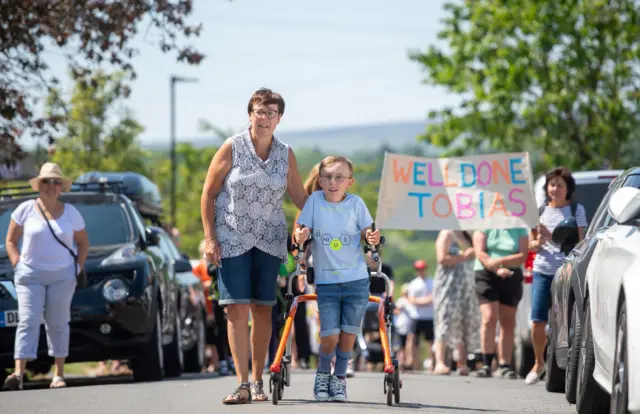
[393,296,415,335]
[11,200,86,271]
[406,276,434,320]
[532,204,588,275]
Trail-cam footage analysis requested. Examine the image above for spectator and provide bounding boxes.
[3,162,89,390]
[406,260,435,371]
[392,284,415,372]
[525,167,587,385]
[472,228,529,379]
[432,230,479,376]
[200,88,308,404]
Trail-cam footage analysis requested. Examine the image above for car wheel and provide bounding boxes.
[565,300,582,403]
[183,310,206,373]
[545,312,565,392]
[576,300,610,413]
[610,303,628,414]
[132,308,164,382]
[514,341,535,379]
[164,312,184,377]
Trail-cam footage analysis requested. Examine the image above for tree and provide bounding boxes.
[410,0,640,172]
[1,0,206,163]
[47,71,149,178]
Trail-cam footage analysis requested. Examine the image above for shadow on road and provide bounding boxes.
[276,399,501,411]
[21,372,227,390]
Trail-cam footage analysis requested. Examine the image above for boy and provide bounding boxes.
[294,155,380,402]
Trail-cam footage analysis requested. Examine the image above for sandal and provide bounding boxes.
[432,365,451,375]
[250,379,268,402]
[222,382,252,405]
[2,373,23,391]
[50,376,67,388]
[475,365,493,378]
[497,366,517,379]
[457,366,470,376]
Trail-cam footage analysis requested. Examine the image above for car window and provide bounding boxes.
[572,182,614,224]
[73,202,135,246]
[586,174,640,235]
[585,180,622,237]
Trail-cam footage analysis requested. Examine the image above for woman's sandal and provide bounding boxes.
[250,379,268,402]
[2,373,23,391]
[50,376,67,389]
[222,382,252,405]
[432,366,451,376]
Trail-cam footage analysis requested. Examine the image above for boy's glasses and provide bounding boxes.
[252,109,278,119]
[320,175,351,183]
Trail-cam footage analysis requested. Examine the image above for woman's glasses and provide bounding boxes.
[252,109,278,119]
[42,178,62,186]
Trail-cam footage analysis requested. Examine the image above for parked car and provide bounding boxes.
[0,173,182,383]
[149,226,207,373]
[545,167,640,414]
[513,169,622,378]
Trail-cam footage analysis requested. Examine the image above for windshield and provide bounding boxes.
[573,182,612,224]
[0,201,133,252]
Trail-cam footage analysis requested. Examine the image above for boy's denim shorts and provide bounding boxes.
[217,247,282,306]
[316,277,370,337]
[531,271,555,322]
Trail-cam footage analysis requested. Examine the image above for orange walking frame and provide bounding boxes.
[268,223,402,406]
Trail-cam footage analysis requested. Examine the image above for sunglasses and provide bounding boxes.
[41,178,63,186]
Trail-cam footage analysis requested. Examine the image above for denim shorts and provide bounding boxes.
[531,271,554,322]
[316,277,370,337]
[217,247,282,306]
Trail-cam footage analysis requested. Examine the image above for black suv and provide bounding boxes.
[0,174,182,382]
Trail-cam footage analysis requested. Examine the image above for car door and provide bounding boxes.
[590,174,640,382]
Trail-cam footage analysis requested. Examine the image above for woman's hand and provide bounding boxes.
[365,228,381,246]
[204,238,221,266]
[496,267,514,278]
[462,247,475,260]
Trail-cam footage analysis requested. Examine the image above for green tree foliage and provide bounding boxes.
[410,0,640,172]
[150,143,218,257]
[47,71,150,178]
[1,0,205,162]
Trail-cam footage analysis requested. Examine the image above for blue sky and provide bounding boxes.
[36,0,459,147]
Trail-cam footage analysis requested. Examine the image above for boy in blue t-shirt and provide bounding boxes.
[294,155,380,402]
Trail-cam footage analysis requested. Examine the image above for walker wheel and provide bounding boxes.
[393,371,401,404]
[386,379,393,406]
[270,372,282,405]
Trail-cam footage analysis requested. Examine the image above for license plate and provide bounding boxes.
[0,310,19,328]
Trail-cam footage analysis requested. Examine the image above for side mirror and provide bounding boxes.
[608,187,640,225]
[174,258,193,273]
[551,216,579,254]
[146,228,160,246]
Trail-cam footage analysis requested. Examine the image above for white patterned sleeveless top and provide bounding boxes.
[215,129,289,262]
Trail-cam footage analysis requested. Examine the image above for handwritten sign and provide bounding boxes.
[375,152,538,230]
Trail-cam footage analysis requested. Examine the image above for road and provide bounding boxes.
[0,370,574,414]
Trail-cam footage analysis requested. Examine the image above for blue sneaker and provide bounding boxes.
[330,375,347,402]
[313,372,331,401]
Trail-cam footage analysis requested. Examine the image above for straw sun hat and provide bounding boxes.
[28,162,73,192]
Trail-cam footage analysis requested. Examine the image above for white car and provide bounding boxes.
[556,185,640,413]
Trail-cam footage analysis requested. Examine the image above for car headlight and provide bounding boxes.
[102,279,129,303]
[100,244,137,266]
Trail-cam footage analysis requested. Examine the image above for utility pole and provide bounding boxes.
[169,75,199,228]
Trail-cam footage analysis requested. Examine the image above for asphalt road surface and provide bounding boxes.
[0,370,575,414]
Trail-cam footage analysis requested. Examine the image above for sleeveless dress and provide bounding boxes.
[433,240,480,351]
[214,129,290,262]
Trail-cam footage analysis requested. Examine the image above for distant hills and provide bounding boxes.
[141,119,445,155]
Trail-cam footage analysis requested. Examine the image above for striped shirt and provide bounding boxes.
[532,203,588,275]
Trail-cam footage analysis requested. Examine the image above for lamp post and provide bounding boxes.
[170,75,199,228]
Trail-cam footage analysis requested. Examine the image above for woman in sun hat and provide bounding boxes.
[3,162,89,391]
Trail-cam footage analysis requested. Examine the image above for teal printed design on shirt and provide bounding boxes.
[297,191,373,285]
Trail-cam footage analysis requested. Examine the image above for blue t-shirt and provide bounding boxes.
[296,191,373,285]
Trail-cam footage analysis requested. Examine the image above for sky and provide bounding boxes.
[32,0,460,148]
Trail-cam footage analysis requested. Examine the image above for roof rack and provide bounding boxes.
[0,181,126,201]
